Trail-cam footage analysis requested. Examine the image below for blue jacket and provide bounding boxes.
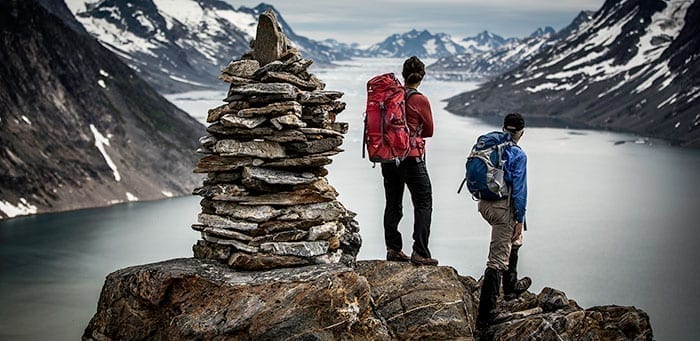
[504,142,527,223]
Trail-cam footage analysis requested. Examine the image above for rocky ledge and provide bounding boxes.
[83,258,652,340]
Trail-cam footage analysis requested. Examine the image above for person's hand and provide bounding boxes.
[512,222,523,242]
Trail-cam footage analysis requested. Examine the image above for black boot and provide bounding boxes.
[503,246,532,301]
[476,267,501,330]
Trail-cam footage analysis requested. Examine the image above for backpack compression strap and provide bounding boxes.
[362,112,367,159]
[404,89,426,157]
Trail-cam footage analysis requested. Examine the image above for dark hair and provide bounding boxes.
[402,56,425,84]
[503,112,525,132]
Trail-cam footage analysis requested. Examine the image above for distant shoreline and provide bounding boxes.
[442,106,682,148]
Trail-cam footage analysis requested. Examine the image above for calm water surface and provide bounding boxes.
[2,58,700,340]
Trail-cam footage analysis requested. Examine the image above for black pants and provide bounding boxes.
[381,157,433,258]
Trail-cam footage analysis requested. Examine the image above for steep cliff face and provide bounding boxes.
[83,258,654,340]
[0,0,204,219]
[445,0,700,147]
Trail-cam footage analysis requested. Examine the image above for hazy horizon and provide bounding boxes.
[64,0,606,47]
[223,0,605,46]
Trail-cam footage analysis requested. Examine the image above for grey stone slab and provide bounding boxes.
[214,140,286,159]
[260,241,329,257]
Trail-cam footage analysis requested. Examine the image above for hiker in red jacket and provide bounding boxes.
[383,56,438,266]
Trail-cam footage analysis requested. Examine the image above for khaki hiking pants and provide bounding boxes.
[478,198,524,271]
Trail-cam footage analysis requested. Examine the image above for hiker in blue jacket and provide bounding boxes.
[476,113,532,330]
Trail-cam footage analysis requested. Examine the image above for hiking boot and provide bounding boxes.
[410,252,438,266]
[476,267,501,330]
[386,249,410,262]
[504,276,532,301]
[503,246,531,301]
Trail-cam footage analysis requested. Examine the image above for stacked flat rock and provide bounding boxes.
[191,10,361,271]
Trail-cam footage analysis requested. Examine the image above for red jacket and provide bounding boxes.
[405,90,434,157]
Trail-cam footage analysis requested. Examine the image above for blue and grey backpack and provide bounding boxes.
[458,131,514,200]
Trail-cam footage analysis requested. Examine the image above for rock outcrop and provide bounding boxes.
[83,258,653,340]
[191,10,360,270]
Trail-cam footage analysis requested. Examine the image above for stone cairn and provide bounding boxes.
[191,10,361,271]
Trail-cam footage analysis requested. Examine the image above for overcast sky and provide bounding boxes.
[224,0,605,46]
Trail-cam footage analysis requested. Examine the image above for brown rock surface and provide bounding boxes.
[83,259,387,340]
[356,260,476,339]
[83,259,653,340]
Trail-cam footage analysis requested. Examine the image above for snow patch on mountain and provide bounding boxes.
[152,0,203,28]
[445,0,700,148]
[538,0,690,92]
[90,124,121,182]
[78,13,162,57]
[0,198,38,218]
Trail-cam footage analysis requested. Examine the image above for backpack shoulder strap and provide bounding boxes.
[404,88,420,101]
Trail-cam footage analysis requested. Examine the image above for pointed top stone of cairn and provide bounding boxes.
[253,9,290,66]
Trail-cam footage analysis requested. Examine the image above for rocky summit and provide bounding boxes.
[83,258,653,340]
[84,10,655,341]
[190,10,360,270]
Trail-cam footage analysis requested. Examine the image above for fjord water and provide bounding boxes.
[2,58,700,340]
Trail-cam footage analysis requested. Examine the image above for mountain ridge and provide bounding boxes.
[444,0,700,147]
[363,29,466,59]
[72,0,355,93]
[71,0,578,92]
[428,26,564,81]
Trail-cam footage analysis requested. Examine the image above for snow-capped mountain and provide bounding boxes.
[70,1,353,93]
[428,25,572,81]
[321,39,365,58]
[459,31,513,54]
[364,29,466,59]
[445,0,700,147]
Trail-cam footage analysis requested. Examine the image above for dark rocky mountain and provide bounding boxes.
[364,29,466,59]
[35,0,89,35]
[445,0,700,147]
[0,0,204,219]
[72,1,354,93]
[529,26,556,38]
[555,11,596,40]
[428,21,593,81]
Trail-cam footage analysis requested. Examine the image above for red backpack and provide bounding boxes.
[363,73,412,164]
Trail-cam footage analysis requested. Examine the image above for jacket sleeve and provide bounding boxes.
[509,148,527,223]
[409,94,434,138]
